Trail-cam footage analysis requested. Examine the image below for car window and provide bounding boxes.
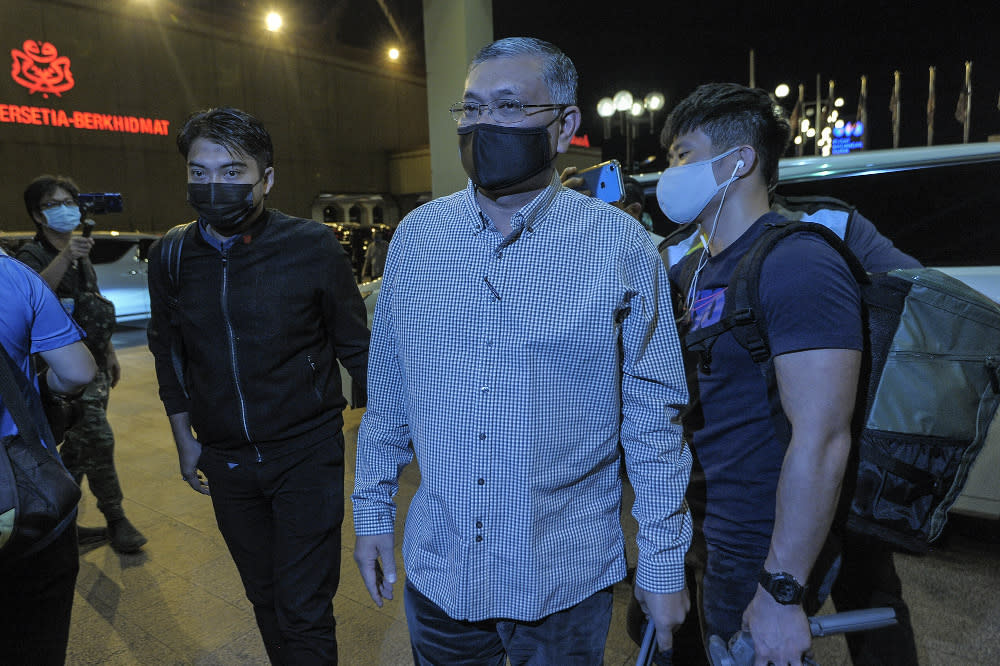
[775,160,1000,267]
[89,238,136,264]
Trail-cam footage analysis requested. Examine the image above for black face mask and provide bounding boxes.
[187,181,261,234]
[458,119,559,191]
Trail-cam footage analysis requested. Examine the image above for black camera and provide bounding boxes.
[77,192,123,215]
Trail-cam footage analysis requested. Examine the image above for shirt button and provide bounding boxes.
[479,433,486,440]
[476,535,483,542]
[477,478,485,485]
[480,385,489,394]
[496,251,503,259]
[476,521,483,528]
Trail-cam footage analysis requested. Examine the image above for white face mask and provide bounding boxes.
[42,204,82,232]
[656,146,741,224]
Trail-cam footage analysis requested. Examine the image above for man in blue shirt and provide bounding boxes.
[0,252,96,664]
[660,83,864,666]
[352,37,693,663]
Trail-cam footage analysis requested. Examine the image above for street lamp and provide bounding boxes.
[774,83,791,99]
[596,97,615,140]
[643,91,665,134]
[265,12,282,32]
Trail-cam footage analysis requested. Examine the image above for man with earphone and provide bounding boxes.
[655,83,865,666]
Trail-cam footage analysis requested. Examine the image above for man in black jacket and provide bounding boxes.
[147,107,369,665]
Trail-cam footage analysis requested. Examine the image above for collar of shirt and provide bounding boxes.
[463,171,562,237]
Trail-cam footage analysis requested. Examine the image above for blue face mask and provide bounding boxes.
[43,204,82,232]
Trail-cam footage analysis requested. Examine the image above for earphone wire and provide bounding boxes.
[683,159,743,315]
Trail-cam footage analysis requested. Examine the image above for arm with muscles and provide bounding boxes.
[743,347,860,666]
[351,232,412,607]
[619,240,694,651]
[38,340,97,396]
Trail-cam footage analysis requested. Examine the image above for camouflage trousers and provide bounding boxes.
[58,367,125,522]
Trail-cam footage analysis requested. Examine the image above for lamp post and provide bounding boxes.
[596,96,615,141]
[643,92,665,134]
[605,89,665,172]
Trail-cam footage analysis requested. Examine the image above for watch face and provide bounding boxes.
[761,570,805,604]
[772,577,799,601]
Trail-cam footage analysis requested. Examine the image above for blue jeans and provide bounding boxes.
[646,543,840,665]
[404,578,613,665]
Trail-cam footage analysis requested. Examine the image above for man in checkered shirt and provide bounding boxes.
[352,36,692,664]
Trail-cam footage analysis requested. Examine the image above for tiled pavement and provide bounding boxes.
[63,325,1000,665]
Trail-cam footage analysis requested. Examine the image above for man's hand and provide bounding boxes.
[175,429,209,494]
[559,166,590,194]
[62,236,94,261]
[742,586,812,666]
[354,533,398,607]
[107,349,121,388]
[634,585,690,651]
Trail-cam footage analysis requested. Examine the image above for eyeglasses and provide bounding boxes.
[39,199,77,211]
[449,99,567,125]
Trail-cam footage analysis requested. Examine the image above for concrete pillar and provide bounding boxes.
[422,0,493,198]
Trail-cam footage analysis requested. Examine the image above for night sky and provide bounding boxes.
[491,2,998,157]
[200,1,997,157]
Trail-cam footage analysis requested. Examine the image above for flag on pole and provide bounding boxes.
[790,84,805,156]
[890,71,901,149]
[857,75,868,149]
[927,66,936,146]
[955,61,972,143]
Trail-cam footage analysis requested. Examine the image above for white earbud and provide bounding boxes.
[736,159,745,169]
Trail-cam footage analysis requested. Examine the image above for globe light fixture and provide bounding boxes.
[644,92,665,112]
[388,47,400,61]
[774,83,791,98]
[265,12,282,32]
[596,97,615,118]
[630,101,644,117]
[613,90,634,112]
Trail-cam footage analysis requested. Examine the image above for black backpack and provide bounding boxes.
[677,219,1000,553]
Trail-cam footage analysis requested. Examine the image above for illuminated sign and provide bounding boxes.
[832,120,865,155]
[6,39,170,136]
[0,104,170,135]
[570,133,591,148]
[10,40,73,98]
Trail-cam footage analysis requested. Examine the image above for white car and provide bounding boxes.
[0,230,159,323]
[635,141,1000,519]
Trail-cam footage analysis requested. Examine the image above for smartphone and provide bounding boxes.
[77,192,124,215]
[575,160,625,204]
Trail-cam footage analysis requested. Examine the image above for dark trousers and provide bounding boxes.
[831,534,919,665]
[404,578,613,665]
[199,434,345,665]
[0,520,79,665]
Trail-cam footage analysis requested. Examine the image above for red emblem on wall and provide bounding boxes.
[11,40,75,98]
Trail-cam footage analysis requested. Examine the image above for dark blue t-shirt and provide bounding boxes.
[669,213,862,558]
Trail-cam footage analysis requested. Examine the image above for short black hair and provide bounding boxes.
[661,83,790,192]
[176,107,274,173]
[24,174,80,219]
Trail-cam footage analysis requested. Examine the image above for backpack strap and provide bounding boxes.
[158,222,195,400]
[724,220,870,364]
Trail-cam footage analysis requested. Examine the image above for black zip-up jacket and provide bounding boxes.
[147,209,369,452]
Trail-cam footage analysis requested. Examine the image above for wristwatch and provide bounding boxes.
[759,569,807,605]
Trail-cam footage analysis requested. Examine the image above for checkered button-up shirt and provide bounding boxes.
[352,174,692,622]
